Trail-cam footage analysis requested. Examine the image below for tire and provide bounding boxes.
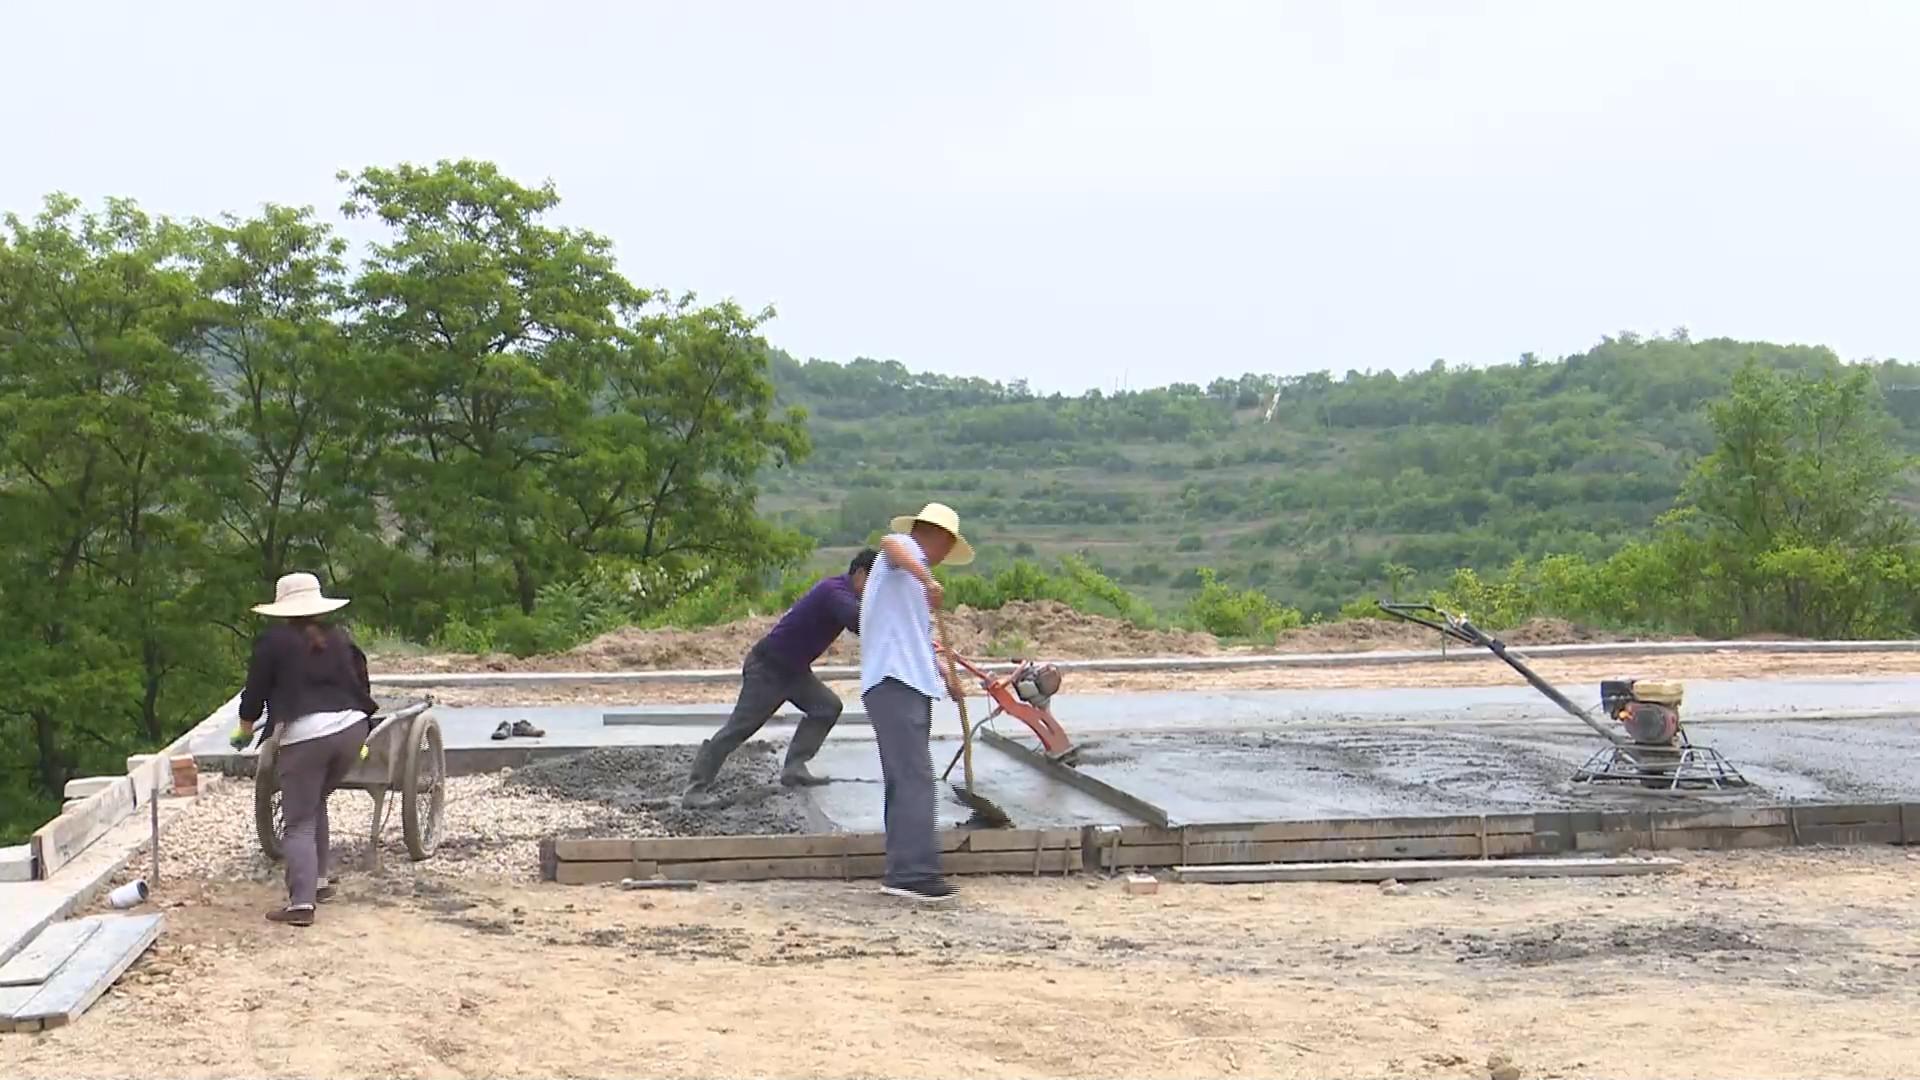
[255,742,286,861]
[402,713,446,861]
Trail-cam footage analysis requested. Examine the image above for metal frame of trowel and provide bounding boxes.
[1375,601,1750,791]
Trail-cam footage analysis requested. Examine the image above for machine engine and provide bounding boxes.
[1600,679,1683,746]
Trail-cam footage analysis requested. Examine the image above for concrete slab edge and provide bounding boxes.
[366,639,1920,686]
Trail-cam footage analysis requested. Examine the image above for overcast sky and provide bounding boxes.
[4,1,1916,392]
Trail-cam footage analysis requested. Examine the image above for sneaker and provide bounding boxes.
[881,877,956,904]
[266,906,315,927]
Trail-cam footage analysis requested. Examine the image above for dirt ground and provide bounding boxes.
[399,648,1920,708]
[5,847,1915,1079]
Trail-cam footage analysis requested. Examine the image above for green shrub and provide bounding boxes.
[1182,568,1304,639]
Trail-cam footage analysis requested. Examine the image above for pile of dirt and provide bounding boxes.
[1272,619,1448,653]
[938,600,1220,659]
[1271,616,1634,654]
[375,599,1222,673]
[502,745,811,836]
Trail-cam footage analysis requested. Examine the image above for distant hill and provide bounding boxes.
[760,335,1920,616]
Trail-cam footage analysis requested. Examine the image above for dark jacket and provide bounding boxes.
[238,623,379,739]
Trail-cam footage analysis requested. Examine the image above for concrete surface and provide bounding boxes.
[186,678,1920,832]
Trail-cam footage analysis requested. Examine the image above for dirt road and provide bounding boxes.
[6,847,1915,1078]
[402,648,1920,708]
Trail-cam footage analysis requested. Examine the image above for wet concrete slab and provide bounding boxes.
[800,738,1148,832]
[1047,716,1920,823]
[189,681,1920,832]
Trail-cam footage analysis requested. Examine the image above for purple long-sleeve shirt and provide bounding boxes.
[759,573,860,671]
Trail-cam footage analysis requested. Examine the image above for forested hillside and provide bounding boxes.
[763,336,1920,615]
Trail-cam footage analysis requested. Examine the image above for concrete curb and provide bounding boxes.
[367,639,1920,687]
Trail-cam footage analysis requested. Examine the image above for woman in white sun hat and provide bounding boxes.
[235,572,379,927]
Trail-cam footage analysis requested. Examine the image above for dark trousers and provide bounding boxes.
[275,724,364,907]
[863,677,940,886]
[706,641,843,771]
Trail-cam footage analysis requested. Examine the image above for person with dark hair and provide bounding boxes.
[683,548,878,806]
[235,572,379,927]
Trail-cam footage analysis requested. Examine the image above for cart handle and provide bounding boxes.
[366,699,434,742]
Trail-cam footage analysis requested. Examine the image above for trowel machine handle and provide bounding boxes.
[1374,601,1494,648]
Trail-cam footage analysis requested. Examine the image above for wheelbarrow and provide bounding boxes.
[254,700,446,866]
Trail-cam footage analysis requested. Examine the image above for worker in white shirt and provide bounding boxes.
[859,502,974,903]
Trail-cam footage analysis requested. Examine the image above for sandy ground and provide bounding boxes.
[399,649,1920,708]
[5,847,1916,1079]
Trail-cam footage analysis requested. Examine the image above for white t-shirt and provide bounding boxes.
[859,533,947,700]
[280,709,368,747]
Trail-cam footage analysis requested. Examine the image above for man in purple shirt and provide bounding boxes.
[682,548,878,806]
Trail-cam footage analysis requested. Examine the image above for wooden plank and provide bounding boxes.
[0,845,32,884]
[1575,824,1795,854]
[1175,813,1539,845]
[552,839,637,862]
[0,984,38,1024]
[9,914,161,1029]
[1170,856,1683,885]
[980,730,1172,827]
[30,778,136,880]
[645,848,1080,883]
[1782,803,1901,827]
[61,778,116,800]
[555,859,659,886]
[0,920,101,987]
[568,828,1022,864]
[1097,833,1539,870]
[952,828,1081,853]
[1794,822,1905,847]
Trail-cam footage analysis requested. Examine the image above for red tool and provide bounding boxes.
[934,644,1074,760]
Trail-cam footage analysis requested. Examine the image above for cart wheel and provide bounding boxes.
[254,742,286,861]
[401,713,446,861]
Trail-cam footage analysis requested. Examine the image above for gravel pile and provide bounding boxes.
[154,770,661,884]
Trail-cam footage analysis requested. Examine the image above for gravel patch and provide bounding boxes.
[504,744,813,836]
[152,771,660,884]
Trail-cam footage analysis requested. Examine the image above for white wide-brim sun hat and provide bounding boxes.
[251,572,351,618]
[889,502,976,566]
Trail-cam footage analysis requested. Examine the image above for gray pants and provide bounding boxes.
[275,723,364,908]
[706,641,842,771]
[863,677,940,886]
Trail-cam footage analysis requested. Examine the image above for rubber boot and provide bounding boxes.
[780,716,835,787]
[682,739,726,808]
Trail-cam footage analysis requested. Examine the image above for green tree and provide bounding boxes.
[192,205,370,592]
[341,160,642,617]
[0,195,234,828]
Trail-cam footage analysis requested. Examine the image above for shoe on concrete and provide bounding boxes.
[881,877,956,904]
[779,763,830,787]
[490,721,512,741]
[680,784,722,810]
[266,906,315,927]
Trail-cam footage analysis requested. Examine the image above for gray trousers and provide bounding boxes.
[275,723,364,908]
[708,641,842,769]
[863,677,940,885]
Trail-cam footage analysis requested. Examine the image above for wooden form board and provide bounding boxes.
[547,802,1918,885]
[0,915,161,1034]
[0,920,100,987]
[1171,856,1684,884]
[550,827,1083,884]
[29,778,135,881]
[0,845,32,884]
